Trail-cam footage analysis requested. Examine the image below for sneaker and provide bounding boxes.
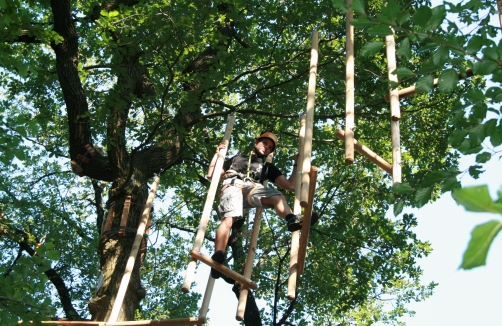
[286,212,320,232]
[211,250,226,279]
[286,214,303,232]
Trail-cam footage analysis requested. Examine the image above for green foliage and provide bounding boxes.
[0,243,57,325]
[452,185,502,269]
[2,0,500,324]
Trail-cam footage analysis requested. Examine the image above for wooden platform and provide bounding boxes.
[41,317,205,326]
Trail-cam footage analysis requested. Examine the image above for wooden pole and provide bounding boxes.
[386,33,400,121]
[385,32,402,182]
[498,0,502,32]
[297,166,318,275]
[300,30,318,207]
[198,274,215,320]
[345,0,355,164]
[335,129,392,175]
[182,115,235,292]
[108,176,160,323]
[236,154,274,321]
[287,115,306,300]
[391,120,401,184]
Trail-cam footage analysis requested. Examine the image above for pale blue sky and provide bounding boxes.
[400,158,501,326]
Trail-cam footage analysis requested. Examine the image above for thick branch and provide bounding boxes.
[50,0,92,161]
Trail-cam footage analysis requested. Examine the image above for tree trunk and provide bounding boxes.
[89,173,149,321]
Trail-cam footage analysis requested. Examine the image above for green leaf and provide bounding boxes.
[486,87,502,102]
[412,6,432,29]
[468,123,486,147]
[394,67,414,79]
[460,220,502,269]
[415,186,433,208]
[438,69,458,93]
[396,11,411,24]
[360,41,384,57]
[380,0,401,18]
[452,185,502,214]
[394,200,405,217]
[475,152,491,163]
[432,46,449,67]
[471,103,488,119]
[366,25,393,36]
[465,88,486,102]
[472,60,498,75]
[466,35,484,55]
[415,75,434,93]
[396,38,411,60]
[458,142,483,155]
[392,182,414,194]
[429,5,446,30]
[490,123,502,147]
[332,0,348,12]
[46,249,60,260]
[351,16,376,28]
[441,176,461,193]
[350,0,365,14]
[482,46,499,61]
[422,170,455,187]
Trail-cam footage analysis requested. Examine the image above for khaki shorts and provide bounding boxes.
[218,178,282,220]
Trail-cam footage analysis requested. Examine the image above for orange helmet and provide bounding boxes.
[257,132,278,151]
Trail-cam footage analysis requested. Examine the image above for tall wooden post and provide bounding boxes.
[287,115,306,300]
[300,31,318,207]
[385,33,402,183]
[345,0,355,164]
[108,176,160,323]
[182,115,235,292]
[498,0,502,32]
[198,275,215,321]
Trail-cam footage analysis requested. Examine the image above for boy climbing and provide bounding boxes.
[207,132,319,279]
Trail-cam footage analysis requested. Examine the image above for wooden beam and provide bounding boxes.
[384,69,473,102]
[41,317,205,325]
[335,130,392,175]
[189,250,257,290]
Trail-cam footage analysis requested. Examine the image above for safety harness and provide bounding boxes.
[221,151,261,206]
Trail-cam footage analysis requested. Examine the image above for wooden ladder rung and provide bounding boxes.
[189,250,257,290]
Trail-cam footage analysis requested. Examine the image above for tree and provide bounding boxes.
[0,0,490,324]
[344,0,502,272]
